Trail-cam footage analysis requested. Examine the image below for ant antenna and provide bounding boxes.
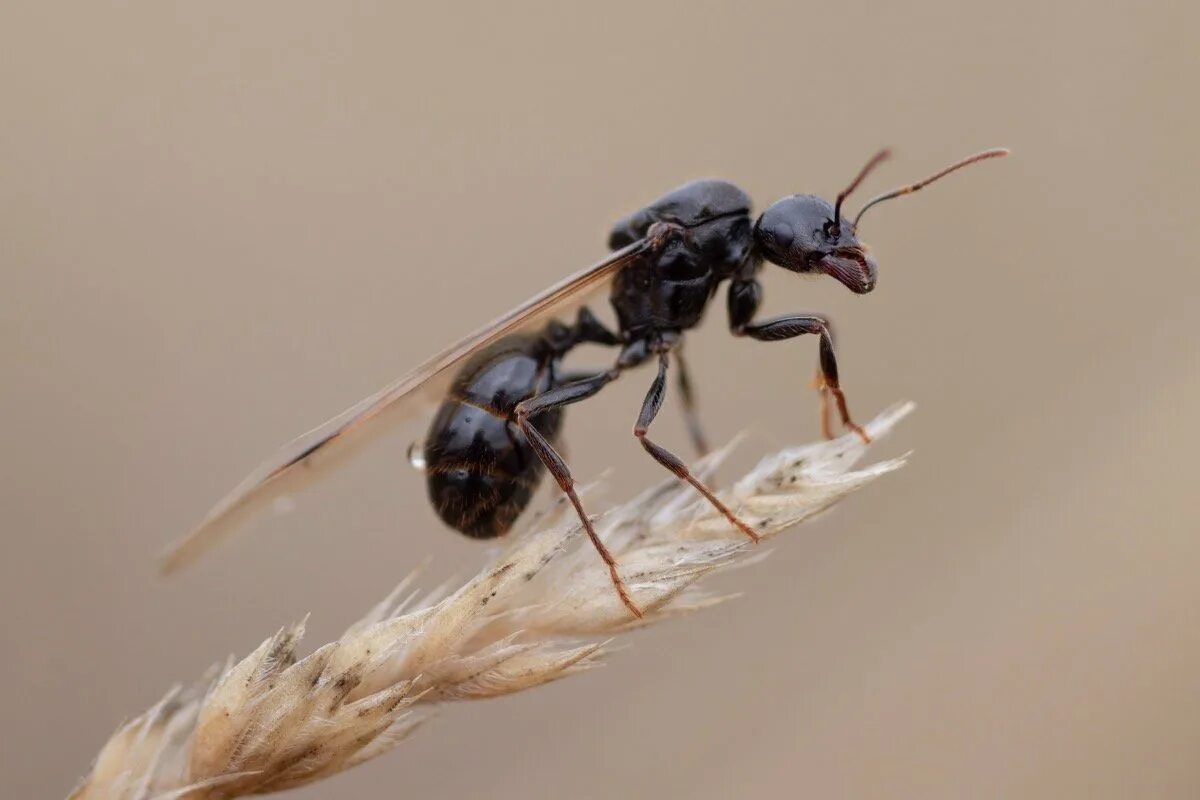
[853,148,1010,227]
[832,148,891,233]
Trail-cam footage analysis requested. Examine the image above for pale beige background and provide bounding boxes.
[3,2,1198,798]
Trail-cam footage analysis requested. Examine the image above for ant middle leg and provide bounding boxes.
[736,314,870,444]
[673,343,710,458]
[513,370,644,618]
[634,352,760,542]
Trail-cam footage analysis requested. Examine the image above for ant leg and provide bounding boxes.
[513,370,644,618]
[727,279,866,442]
[572,306,621,346]
[673,344,710,457]
[634,352,760,542]
[736,314,869,443]
[807,318,839,440]
[808,368,835,440]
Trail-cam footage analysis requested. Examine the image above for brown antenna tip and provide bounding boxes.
[853,148,1010,227]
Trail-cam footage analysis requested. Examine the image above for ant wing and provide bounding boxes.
[161,240,647,574]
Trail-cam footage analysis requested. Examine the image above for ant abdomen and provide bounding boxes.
[422,337,563,540]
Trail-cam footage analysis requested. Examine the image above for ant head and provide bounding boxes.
[754,147,1009,295]
[754,192,878,294]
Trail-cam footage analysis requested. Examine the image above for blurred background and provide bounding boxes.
[3,2,1198,797]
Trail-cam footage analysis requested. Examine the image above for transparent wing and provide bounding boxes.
[162,241,647,573]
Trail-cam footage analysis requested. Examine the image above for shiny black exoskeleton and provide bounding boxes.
[423,313,614,540]
[423,337,563,540]
[424,149,1008,616]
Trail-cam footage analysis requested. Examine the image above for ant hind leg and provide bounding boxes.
[513,371,643,618]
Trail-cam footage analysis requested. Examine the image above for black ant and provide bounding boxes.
[166,148,1009,618]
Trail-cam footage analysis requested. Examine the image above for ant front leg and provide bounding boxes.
[634,351,760,542]
[727,277,870,443]
[513,369,644,618]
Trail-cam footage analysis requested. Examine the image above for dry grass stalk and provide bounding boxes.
[69,402,913,800]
